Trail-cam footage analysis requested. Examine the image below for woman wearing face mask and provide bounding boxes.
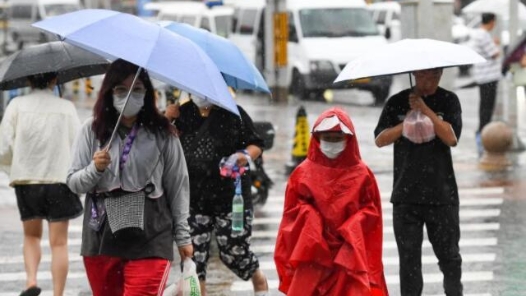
[165,92,269,296]
[67,59,193,295]
[274,107,389,296]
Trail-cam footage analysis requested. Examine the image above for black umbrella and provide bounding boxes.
[0,41,109,94]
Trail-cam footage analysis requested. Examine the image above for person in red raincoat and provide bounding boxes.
[274,107,388,296]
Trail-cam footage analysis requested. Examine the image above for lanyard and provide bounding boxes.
[119,124,139,171]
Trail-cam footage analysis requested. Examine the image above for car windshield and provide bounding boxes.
[300,8,379,38]
[215,15,232,38]
[44,4,80,17]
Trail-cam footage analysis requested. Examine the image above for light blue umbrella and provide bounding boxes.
[32,9,239,116]
[160,21,270,93]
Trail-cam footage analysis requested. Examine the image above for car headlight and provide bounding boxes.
[310,60,334,72]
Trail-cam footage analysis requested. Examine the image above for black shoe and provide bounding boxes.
[19,286,41,296]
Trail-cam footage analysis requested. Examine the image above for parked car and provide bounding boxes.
[144,1,234,38]
[8,0,82,49]
[228,0,392,105]
[368,1,401,42]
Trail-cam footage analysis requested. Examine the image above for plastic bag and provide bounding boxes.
[163,258,201,296]
[402,110,435,144]
[219,153,247,178]
[179,258,201,296]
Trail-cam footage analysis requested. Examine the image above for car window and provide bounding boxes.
[239,9,257,35]
[377,10,387,25]
[215,15,231,37]
[10,5,33,19]
[180,15,197,26]
[44,4,80,17]
[159,13,179,21]
[393,11,400,21]
[200,17,210,32]
[300,8,379,38]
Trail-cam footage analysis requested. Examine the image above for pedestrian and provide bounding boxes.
[470,12,501,156]
[164,94,269,296]
[374,67,463,296]
[66,59,193,295]
[273,107,388,296]
[0,72,83,296]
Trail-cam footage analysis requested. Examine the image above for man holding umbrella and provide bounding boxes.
[374,67,463,296]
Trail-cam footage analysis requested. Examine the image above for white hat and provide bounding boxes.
[313,115,353,135]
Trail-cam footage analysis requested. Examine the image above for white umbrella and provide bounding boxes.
[462,0,526,20]
[334,38,486,83]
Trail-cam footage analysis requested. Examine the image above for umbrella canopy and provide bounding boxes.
[334,38,486,83]
[160,21,270,93]
[32,9,239,116]
[0,41,109,90]
[463,0,526,21]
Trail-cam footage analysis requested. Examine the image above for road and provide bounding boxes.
[0,74,526,295]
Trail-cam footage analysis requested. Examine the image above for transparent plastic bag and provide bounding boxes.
[179,258,201,296]
[163,258,201,296]
[402,110,435,144]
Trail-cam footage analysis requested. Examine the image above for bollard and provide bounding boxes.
[285,106,310,175]
[479,121,513,171]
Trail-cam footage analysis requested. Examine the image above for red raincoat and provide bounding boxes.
[274,108,388,296]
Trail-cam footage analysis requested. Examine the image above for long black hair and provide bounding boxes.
[91,59,176,145]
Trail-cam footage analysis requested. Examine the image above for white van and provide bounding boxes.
[368,1,401,42]
[8,0,81,49]
[228,0,392,104]
[144,1,234,38]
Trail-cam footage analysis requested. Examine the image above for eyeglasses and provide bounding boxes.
[113,85,147,98]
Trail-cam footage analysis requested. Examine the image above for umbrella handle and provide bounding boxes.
[106,67,142,148]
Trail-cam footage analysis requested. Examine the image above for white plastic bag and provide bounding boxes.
[402,110,435,144]
[163,258,201,296]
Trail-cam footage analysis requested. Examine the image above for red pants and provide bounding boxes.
[84,255,171,296]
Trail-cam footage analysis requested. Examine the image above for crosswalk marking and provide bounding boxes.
[0,291,82,296]
[251,223,499,238]
[262,187,506,205]
[0,271,86,281]
[257,253,496,270]
[251,237,498,254]
[230,272,494,291]
[264,197,505,208]
[0,181,504,295]
[0,253,81,265]
[259,204,501,219]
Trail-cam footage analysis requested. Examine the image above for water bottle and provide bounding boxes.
[232,175,244,232]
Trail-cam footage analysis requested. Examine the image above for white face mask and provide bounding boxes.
[192,95,212,108]
[320,140,346,159]
[113,92,145,117]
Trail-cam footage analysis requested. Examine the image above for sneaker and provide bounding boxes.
[19,286,41,296]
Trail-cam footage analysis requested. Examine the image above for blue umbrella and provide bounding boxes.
[160,21,270,93]
[32,9,239,116]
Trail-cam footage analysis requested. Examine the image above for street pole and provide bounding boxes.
[400,0,454,90]
[264,0,276,99]
[264,0,288,102]
[507,0,525,151]
[416,0,433,39]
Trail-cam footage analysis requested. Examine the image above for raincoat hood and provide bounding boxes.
[309,107,361,168]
